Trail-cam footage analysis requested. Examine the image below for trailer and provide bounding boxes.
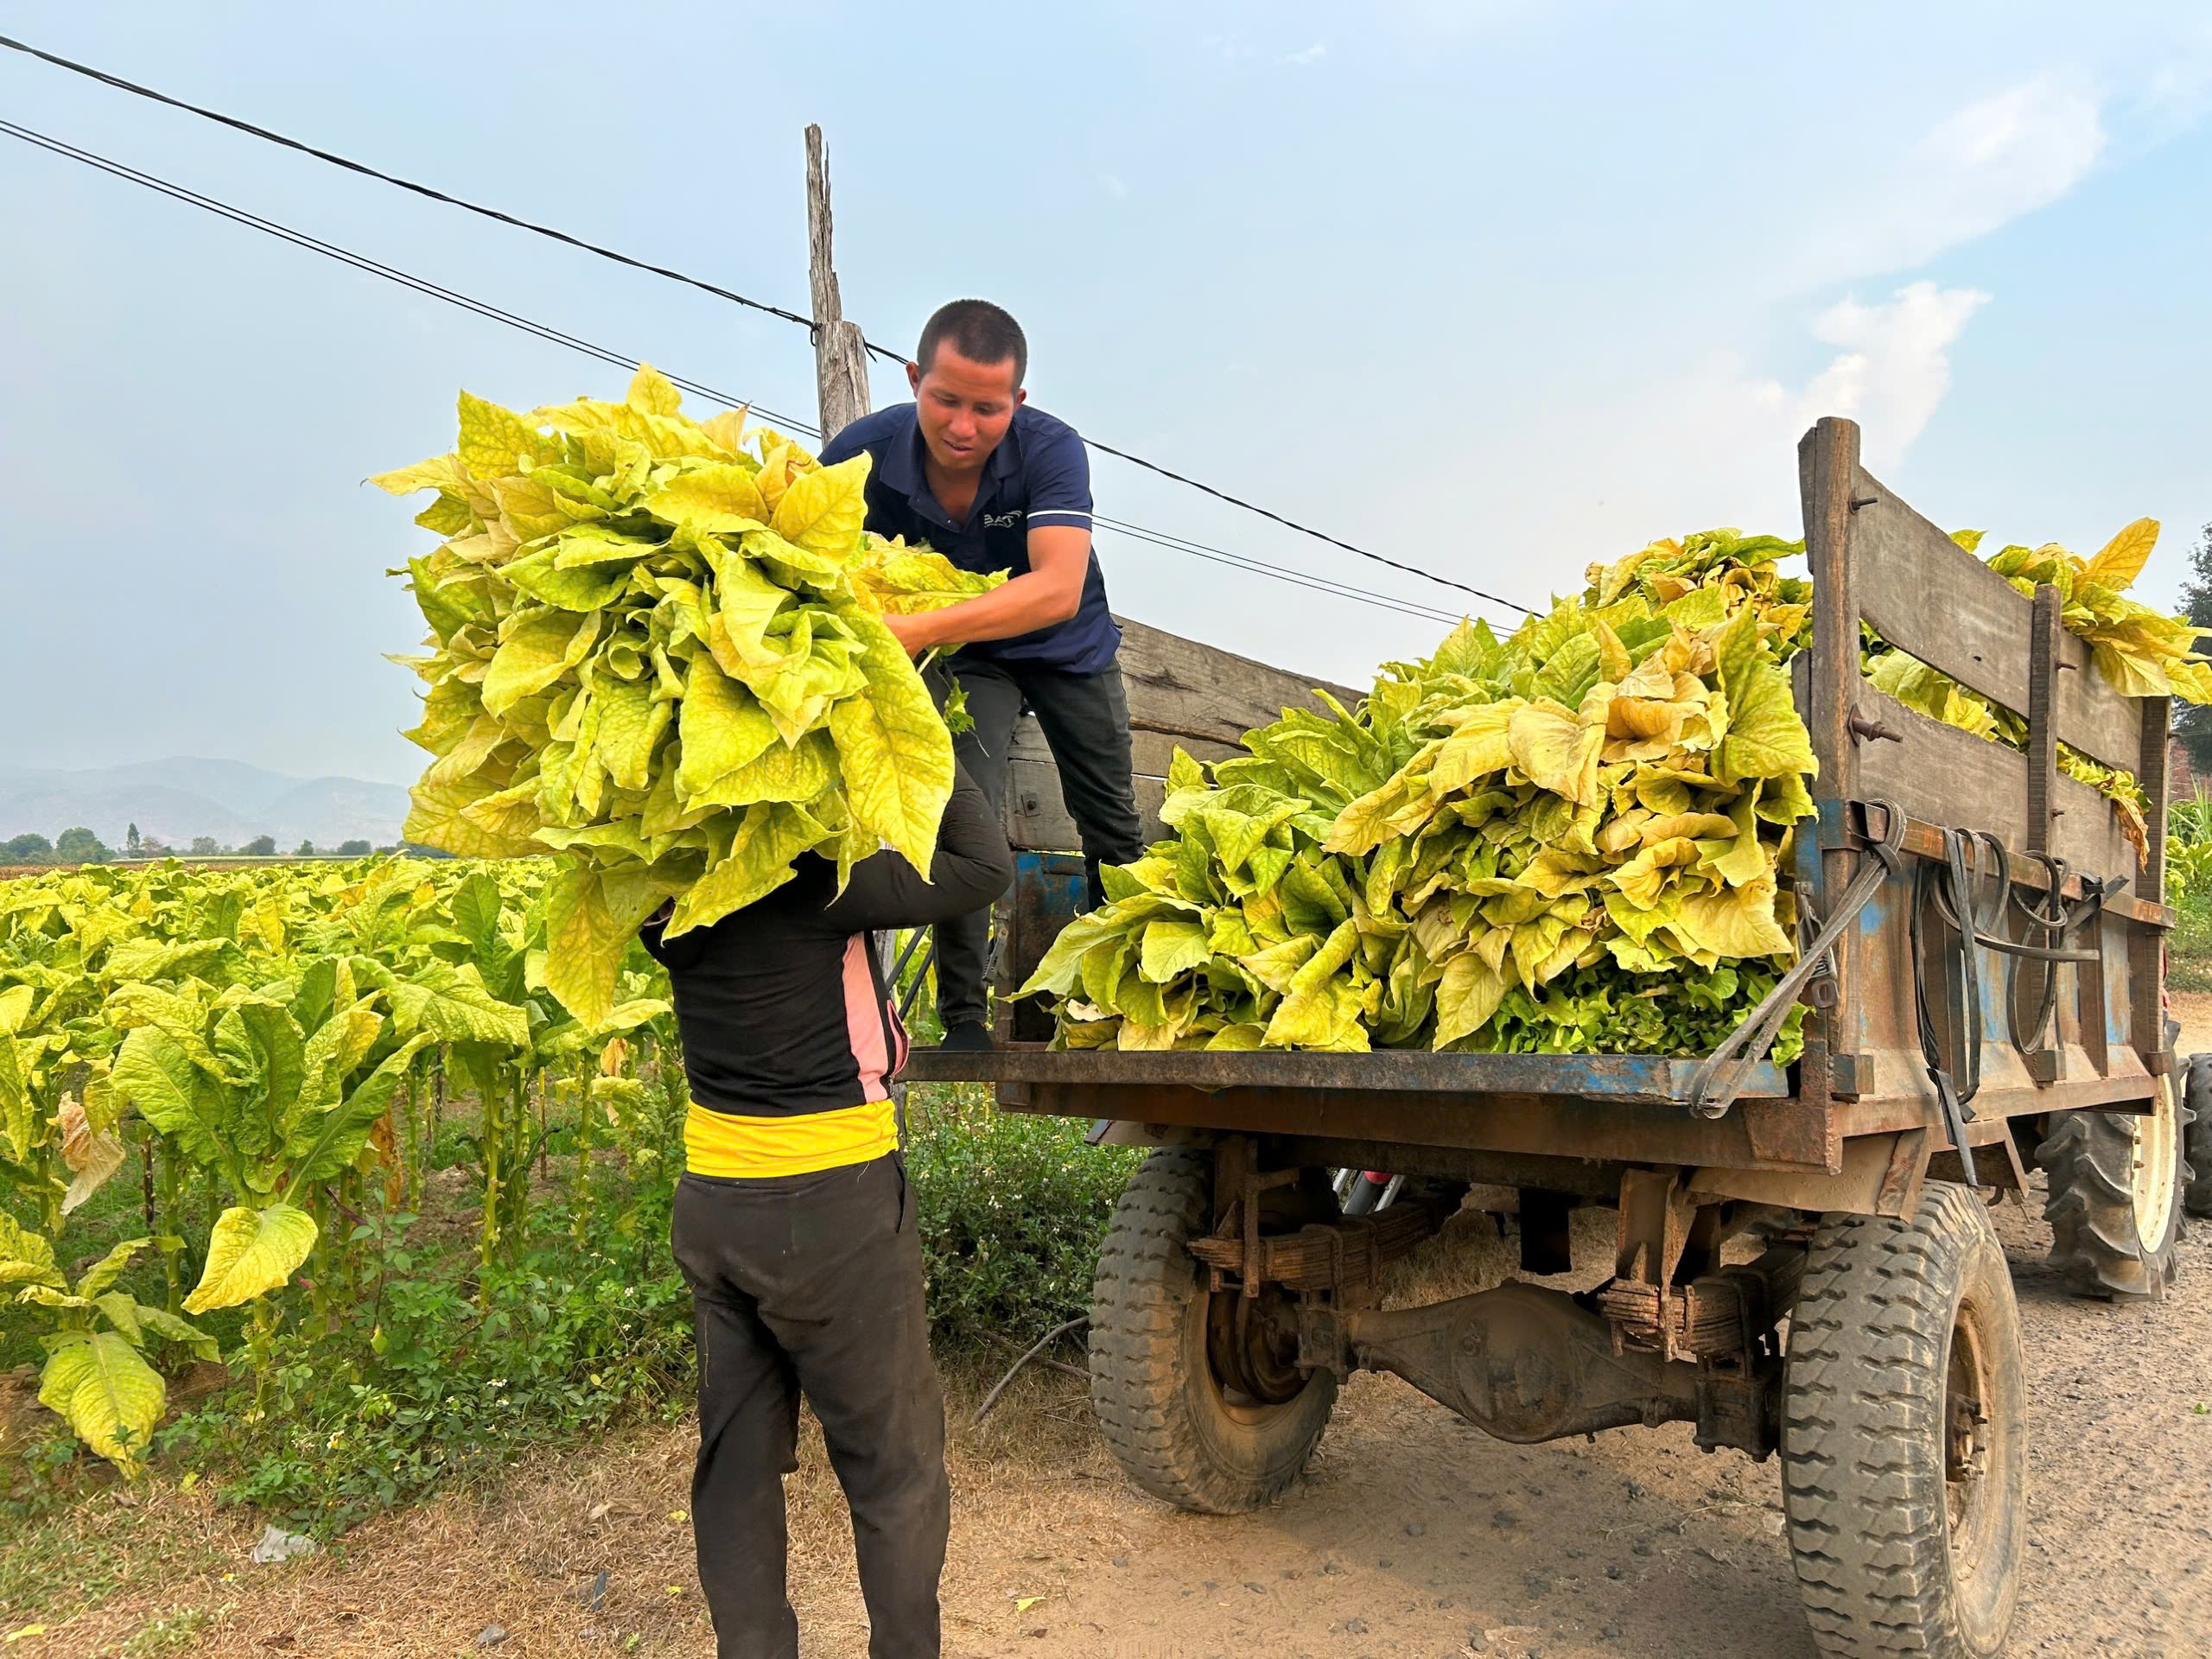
[907,416,2195,1658]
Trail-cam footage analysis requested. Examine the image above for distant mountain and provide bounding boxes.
[0,758,410,851]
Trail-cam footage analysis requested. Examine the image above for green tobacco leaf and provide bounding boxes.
[667,803,826,937]
[40,1332,165,1471]
[386,961,529,1047]
[127,1302,219,1361]
[112,1027,227,1171]
[0,1211,62,1289]
[183,1203,319,1315]
[1139,919,1212,984]
[73,1237,150,1300]
[542,860,683,1026]
[287,1033,435,1193]
[828,615,953,875]
[1713,609,1814,784]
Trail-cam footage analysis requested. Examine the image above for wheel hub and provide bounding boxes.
[2130,1076,2181,1249]
[1206,1285,1307,1405]
[1943,1300,1998,1573]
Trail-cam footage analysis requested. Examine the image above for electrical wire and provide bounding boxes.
[1094,517,1485,627]
[0,116,1504,632]
[0,120,822,435]
[0,31,1538,617]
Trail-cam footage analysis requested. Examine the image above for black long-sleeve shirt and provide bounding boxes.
[640,765,1012,1176]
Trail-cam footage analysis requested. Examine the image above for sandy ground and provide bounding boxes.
[20,1006,2212,1658]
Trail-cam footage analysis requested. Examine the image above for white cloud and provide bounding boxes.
[1100,172,1131,200]
[1678,282,1991,480]
[1797,283,1993,466]
[1282,42,1327,66]
[1797,78,2105,287]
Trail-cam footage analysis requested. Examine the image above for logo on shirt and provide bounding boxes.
[982,511,1025,531]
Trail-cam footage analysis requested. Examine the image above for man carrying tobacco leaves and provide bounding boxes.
[642,768,1012,1658]
[821,299,1142,1050]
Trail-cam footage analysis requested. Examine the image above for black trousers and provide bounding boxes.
[671,1154,949,1659]
[934,652,1143,1029]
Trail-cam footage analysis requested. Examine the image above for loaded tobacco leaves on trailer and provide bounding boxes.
[1024,524,2211,1056]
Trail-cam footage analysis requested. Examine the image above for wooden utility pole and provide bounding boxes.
[804,124,872,441]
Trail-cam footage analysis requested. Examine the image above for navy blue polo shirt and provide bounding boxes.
[819,402,1122,675]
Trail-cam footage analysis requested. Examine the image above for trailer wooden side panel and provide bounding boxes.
[1000,614,1361,852]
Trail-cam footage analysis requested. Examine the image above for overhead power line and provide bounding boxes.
[0,118,1503,631]
[0,119,818,434]
[0,31,1538,618]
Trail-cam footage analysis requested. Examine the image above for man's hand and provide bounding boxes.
[879,528,1090,658]
[882,612,932,657]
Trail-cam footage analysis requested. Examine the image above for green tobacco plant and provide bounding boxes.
[5,1225,213,1471]
[375,365,1003,1023]
[108,959,430,1320]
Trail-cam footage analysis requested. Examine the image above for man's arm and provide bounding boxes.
[883,525,1088,653]
[638,906,708,972]
[884,416,1094,654]
[817,762,1014,934]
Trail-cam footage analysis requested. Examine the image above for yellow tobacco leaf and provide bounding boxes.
[647,465,770,536]
[626,364,683,416]
[39,1333,164,1473]
[185,1204,319,1314]
[1507,701,1605,806]
[770,455,871,557]
[828,616,955,876]
[2081,518,2158,593]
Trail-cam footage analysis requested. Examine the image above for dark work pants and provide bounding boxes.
[671,1154,949,1659]
[934,652,1143,1030]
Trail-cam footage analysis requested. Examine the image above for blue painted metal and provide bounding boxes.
[1004,851,1090,1044]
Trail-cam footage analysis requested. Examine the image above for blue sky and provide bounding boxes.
[3,1,2209,783]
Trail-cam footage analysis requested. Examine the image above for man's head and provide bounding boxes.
[907,299,1027,476]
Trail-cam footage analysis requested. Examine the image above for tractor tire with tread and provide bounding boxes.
[1088,1148,1336,1515]
[2184,1054,2212,1220]
[2037,1071,2192,1300]
[1781,1182,2027,1659]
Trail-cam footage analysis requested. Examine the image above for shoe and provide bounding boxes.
[939,1020,995,1052]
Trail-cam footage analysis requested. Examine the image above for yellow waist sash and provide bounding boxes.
[683,1099,898,1179]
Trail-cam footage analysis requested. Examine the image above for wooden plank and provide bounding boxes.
[1801,416,1862,1117]
[1113,616,1363,745]
[1007,760,1167,852]
[2133,695,2171,1055]
[1007,720,1243,776]
[1855,683,2134,880]
[2026,585,2061,853]
[1849,467,2142,772]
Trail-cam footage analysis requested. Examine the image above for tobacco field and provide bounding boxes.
[0,856,1130,1534]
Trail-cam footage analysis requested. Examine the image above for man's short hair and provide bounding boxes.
[917,299,1027,388]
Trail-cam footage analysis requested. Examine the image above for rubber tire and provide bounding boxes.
[1088,1148,1337,1515]
[2036,1077,2192,1301]
[1781,1184,2027,1659]
[2185,1055,2212,1220]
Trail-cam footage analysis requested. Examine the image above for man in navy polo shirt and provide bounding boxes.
[822,300,1141,1052]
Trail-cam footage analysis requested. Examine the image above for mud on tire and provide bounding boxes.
[1781,1184,2027,1659]
[2037,1071,2193,1300]
[1088,1148,1336,1514]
